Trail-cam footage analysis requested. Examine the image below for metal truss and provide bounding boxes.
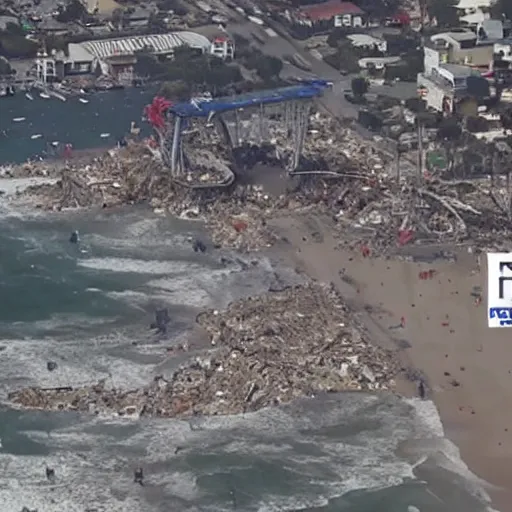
[162,98,312,178]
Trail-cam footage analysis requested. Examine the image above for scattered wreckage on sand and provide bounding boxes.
[9,284,400,417]
[5,110,512,254]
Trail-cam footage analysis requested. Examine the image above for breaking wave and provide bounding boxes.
[0,393,496,512]
[0,208,498,512]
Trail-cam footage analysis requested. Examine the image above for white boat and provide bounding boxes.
[51,141,59,147]
[12,117,25,122]
[51,91,66,102]
[25,92,34,100]
[79,97,89,104]
[100,133,110,138]
[39,92,50,99]
[31,134,42,140]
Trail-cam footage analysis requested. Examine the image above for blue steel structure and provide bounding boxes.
[163,79,331,177]
[168,80,331,118]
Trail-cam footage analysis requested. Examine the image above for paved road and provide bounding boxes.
[224,12,419,174]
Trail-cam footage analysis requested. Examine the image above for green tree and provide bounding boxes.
[437,116,463,176]
[0,57,14,75]
[254,56,283,81]
[111,8,124,27]
[134,52,166,78]
[156,0,188,14]
[351,77,368,98]
[56,0,87,22]
[159,79,191,101]
[5,22,23,35]
[148,13,168,32]
[427,0,459,27]
[327,28,348,48]
[323,41,360,74]
[0,31,38,58]
[491,0,512,20]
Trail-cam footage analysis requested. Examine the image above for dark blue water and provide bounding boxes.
[0,88,157,164]
[0,182,499,511]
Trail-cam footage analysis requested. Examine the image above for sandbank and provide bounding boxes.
[271,212,512,511]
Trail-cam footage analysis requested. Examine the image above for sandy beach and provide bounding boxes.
[270,212,512,511]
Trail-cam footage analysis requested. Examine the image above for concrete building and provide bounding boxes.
[0,15,19,30]
[347,34,387,53]
[285,1,365,37]
[456,0,493,29]
[64,44,96,75]
[62,30,234,78]
[418,65,473,113]
[426,30,494,70]
[193,25,235,60]
[76,32,212,61]
[495,39,512,62]
[420,29,492,113]
[418,60,489,113]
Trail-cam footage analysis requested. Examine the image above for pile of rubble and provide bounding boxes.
[11,111,512,253]
[20,145,170,210]
[9,284,400,417]
[288,172,512,253]
[1,160,59,179]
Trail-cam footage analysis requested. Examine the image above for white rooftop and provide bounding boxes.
[347,34,384,46]
[460,11,487,25]
[456,0,491,9]
[431,31,477,43]
[67,43,96,63]
[72,32,211,61]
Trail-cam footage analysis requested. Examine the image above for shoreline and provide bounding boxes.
[0,188,505,510]
[0,145,509,509]
[268,212,508,511]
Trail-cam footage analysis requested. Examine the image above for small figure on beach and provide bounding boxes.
[69,230,79,244]
[192,239,206,253]
[46,361,58,372]
[150,308,170,334]
[417,379,426,400]
[45,466,55,482]
[134,467,144,486]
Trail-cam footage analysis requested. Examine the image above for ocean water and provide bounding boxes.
[0,202,499,512]
[0,88,156,164]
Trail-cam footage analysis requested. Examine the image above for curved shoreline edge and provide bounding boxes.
[0,176,507,511]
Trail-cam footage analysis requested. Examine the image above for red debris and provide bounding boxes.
[145,96,172,131]
[232,220,248,233]
[398,229,414,246]
[400,316,406,328]
[474,296,482,307]
[419,269,437,280]
[63,143,73,158]
[441,322,450,327]
[360,245,371,258]
[147,135,158,148]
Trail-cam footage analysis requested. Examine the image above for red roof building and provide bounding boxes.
[299,1,364,23]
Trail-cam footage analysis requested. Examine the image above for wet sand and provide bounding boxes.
[270,212,512,511]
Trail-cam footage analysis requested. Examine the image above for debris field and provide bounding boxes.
[9,284,400,417]
[7,111,512,254]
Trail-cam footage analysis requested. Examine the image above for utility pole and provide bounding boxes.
[396,144,401,184]
[417,120,424,185]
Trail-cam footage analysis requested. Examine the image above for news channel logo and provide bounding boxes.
[488,253,512,327]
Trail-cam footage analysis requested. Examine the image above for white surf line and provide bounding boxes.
[425,487,445,504]
[0,177,58,197]
[411,455,428,469]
